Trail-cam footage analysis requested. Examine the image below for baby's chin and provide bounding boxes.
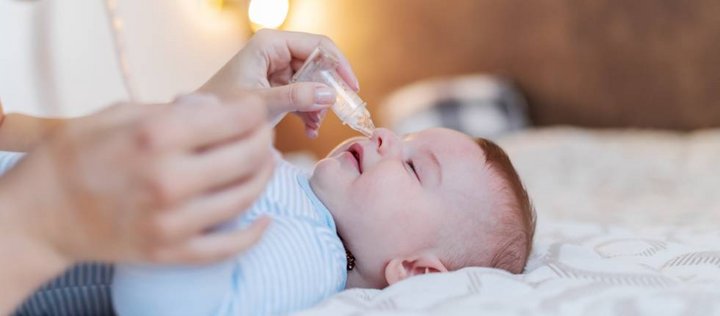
[308,160,348,211]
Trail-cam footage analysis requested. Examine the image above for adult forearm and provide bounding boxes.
[0,187,70,314]
[0,114,67,152]
[0,232,70,314]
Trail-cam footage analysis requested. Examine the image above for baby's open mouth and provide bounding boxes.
[348,143,363,173]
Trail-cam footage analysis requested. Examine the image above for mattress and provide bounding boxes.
[296,127,720,316]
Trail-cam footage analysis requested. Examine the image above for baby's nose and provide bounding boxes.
[371,128,399,156]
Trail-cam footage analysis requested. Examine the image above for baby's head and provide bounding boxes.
[310,128,535,289]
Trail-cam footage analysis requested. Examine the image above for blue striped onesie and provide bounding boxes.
[112,154,348,315]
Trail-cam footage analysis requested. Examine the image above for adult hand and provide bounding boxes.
[1,93,273,267]
[1,93,275,313]
[201,29,360,138]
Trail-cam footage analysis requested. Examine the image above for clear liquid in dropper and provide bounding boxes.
[344,107,375,137]
[292,46,376,137]
[318,70,375,137]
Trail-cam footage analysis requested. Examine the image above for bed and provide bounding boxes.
[296,127,720,315]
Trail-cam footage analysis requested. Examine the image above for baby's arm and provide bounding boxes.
[112,260,235,316]
[0,103,67,152]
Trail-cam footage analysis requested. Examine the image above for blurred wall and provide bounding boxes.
[2,0,718,157]
[279,0,720,157]
[0,0,247,116]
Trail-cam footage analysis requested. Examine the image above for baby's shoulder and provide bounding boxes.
[259,215,344,259]
[239,197,343,266]
[249,159,327,222]
[232,216,347,313]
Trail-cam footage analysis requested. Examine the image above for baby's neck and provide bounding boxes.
[345,269,383,289]
[306,178,372,287]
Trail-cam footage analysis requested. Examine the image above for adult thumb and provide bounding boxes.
[258,82,336,114]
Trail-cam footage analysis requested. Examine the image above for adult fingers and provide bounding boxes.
[190,121,273,187]
[252,29,359,91]
[305,128,319,139]
[301,109,327,138]
[152,216,271,264]
[136,94,267,152]
[77,102,163,132]
[303,112,320,128]
[254,83,335,116]
[151,122,273,205]
[151,158,274,244]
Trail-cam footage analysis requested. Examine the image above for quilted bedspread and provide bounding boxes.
[296,128,720,316]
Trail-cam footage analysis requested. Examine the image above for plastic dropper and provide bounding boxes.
[291,46,375,137]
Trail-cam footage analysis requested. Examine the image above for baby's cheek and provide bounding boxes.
[360,165,412,193]
[350,166,420,217]
[347,183,395,221]
[313,159,351,187]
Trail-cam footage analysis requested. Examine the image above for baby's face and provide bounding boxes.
[310,128,493,287]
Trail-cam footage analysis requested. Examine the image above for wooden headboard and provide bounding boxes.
[275,0,720,156]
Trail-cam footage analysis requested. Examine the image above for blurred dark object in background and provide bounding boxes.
[380,75,529,140]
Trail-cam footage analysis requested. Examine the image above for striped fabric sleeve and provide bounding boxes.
[12,263,115,316]
[112,259,235,316]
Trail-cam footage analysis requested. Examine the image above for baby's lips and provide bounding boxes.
[348,143,364,173]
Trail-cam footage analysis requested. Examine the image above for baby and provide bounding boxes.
[112,126,536,315]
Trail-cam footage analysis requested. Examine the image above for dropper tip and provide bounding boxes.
[350,121,374,137]
[346,106,375,137]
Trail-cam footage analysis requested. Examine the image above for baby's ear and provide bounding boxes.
[384,254,448,285]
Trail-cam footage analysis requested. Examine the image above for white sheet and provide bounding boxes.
[296,127,720,316]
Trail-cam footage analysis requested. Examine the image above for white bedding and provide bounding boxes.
[296,127,720,316]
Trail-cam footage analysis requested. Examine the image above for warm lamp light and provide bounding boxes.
[248,0,289,31]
